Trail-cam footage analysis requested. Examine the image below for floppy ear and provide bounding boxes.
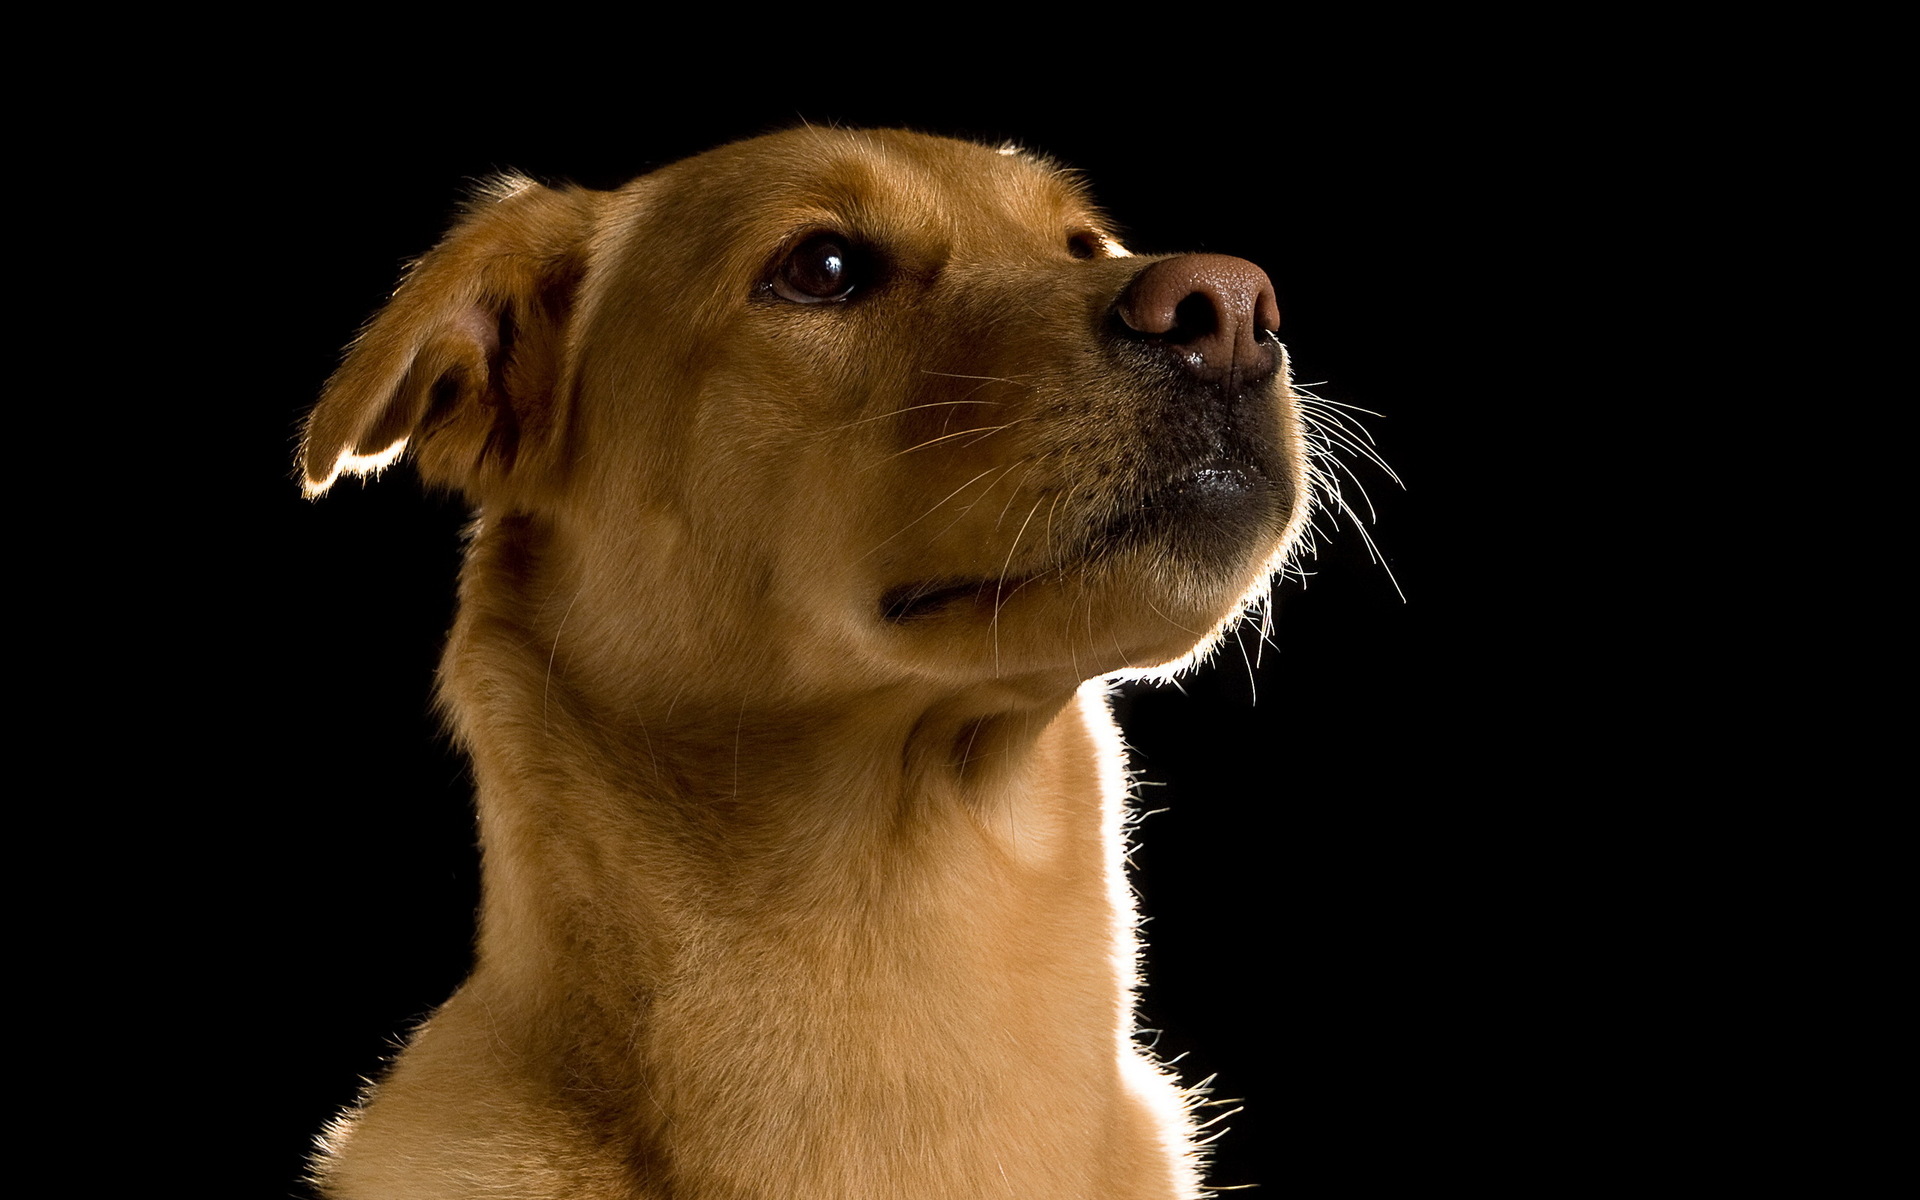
[300,175,600,501]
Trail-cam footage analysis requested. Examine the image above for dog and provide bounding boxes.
[301,126,1311,1199]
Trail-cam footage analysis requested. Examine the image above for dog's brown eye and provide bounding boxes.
[1067,231,1101,260]
[773,233,860,303]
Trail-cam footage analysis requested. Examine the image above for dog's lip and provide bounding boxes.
[1142,458,1265,508]
[880,576,1039,623]
[1094,452,1283,564]
[1119,456,1276,532]
[878,459,1273,624]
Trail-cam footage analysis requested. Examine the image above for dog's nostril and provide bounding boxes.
[1166,293,1219,344]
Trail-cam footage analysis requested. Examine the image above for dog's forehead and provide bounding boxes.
[637,128,1101,244]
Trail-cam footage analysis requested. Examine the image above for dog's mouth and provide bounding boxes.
[878,456,1282,624]
[1102,454,1285,557]
[1123,457,1267,530]
[880,577,1034,623]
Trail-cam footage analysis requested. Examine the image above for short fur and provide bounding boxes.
[301,127,1309,1199]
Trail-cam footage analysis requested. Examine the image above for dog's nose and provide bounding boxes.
[1114,254,1280,382]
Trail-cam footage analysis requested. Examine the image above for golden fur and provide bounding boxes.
[301,127,1309,1199]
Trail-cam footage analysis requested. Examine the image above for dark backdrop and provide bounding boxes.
[164,65,1587,1197]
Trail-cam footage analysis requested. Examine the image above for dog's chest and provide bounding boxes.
[640,857,1177,1197]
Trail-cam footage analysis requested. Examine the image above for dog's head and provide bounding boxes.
[303,128,1308,701]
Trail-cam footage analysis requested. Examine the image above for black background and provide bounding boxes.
[145,55,1626,1197]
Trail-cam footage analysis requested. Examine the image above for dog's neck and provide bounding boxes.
[415,524,1189,1195]
[449,617,1112,983]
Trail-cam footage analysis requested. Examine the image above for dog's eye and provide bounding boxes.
[772,233,861,303]
[1067,231,1102,260]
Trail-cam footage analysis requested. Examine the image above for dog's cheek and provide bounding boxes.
[904,275,1148,566]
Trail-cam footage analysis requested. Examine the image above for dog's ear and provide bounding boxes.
[300,175,600,501]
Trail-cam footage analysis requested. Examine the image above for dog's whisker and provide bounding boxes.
[951,377,1035,412]
[1289,384,1408,602]
[1311,441,1384,524]
[813,399,1005,437]
[1297,397,1405,495]
[1308,459,1406,601]
[1139,594,1208,639]
[1255,588,1279,665]
[991,463,1041,534]
[1105,617,1137,676]
[1297,396,1402,487]
[917,370,1038,386]
[1299,404,1399,484]
[991,494,1049,675]
[1229,622,1258,705]
[876,421,1028,464]
[1293,385,1389,421]
[856,460,1026,563]
[1041,491,1065,556]
[920,464,1031,541]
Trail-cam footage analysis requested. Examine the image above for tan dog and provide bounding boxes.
[301,127,1310,1199]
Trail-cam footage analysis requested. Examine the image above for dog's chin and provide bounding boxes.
[1098,456,1284,567]
[877,456,1289,668]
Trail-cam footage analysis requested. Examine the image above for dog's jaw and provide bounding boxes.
[869,360,1307,682]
